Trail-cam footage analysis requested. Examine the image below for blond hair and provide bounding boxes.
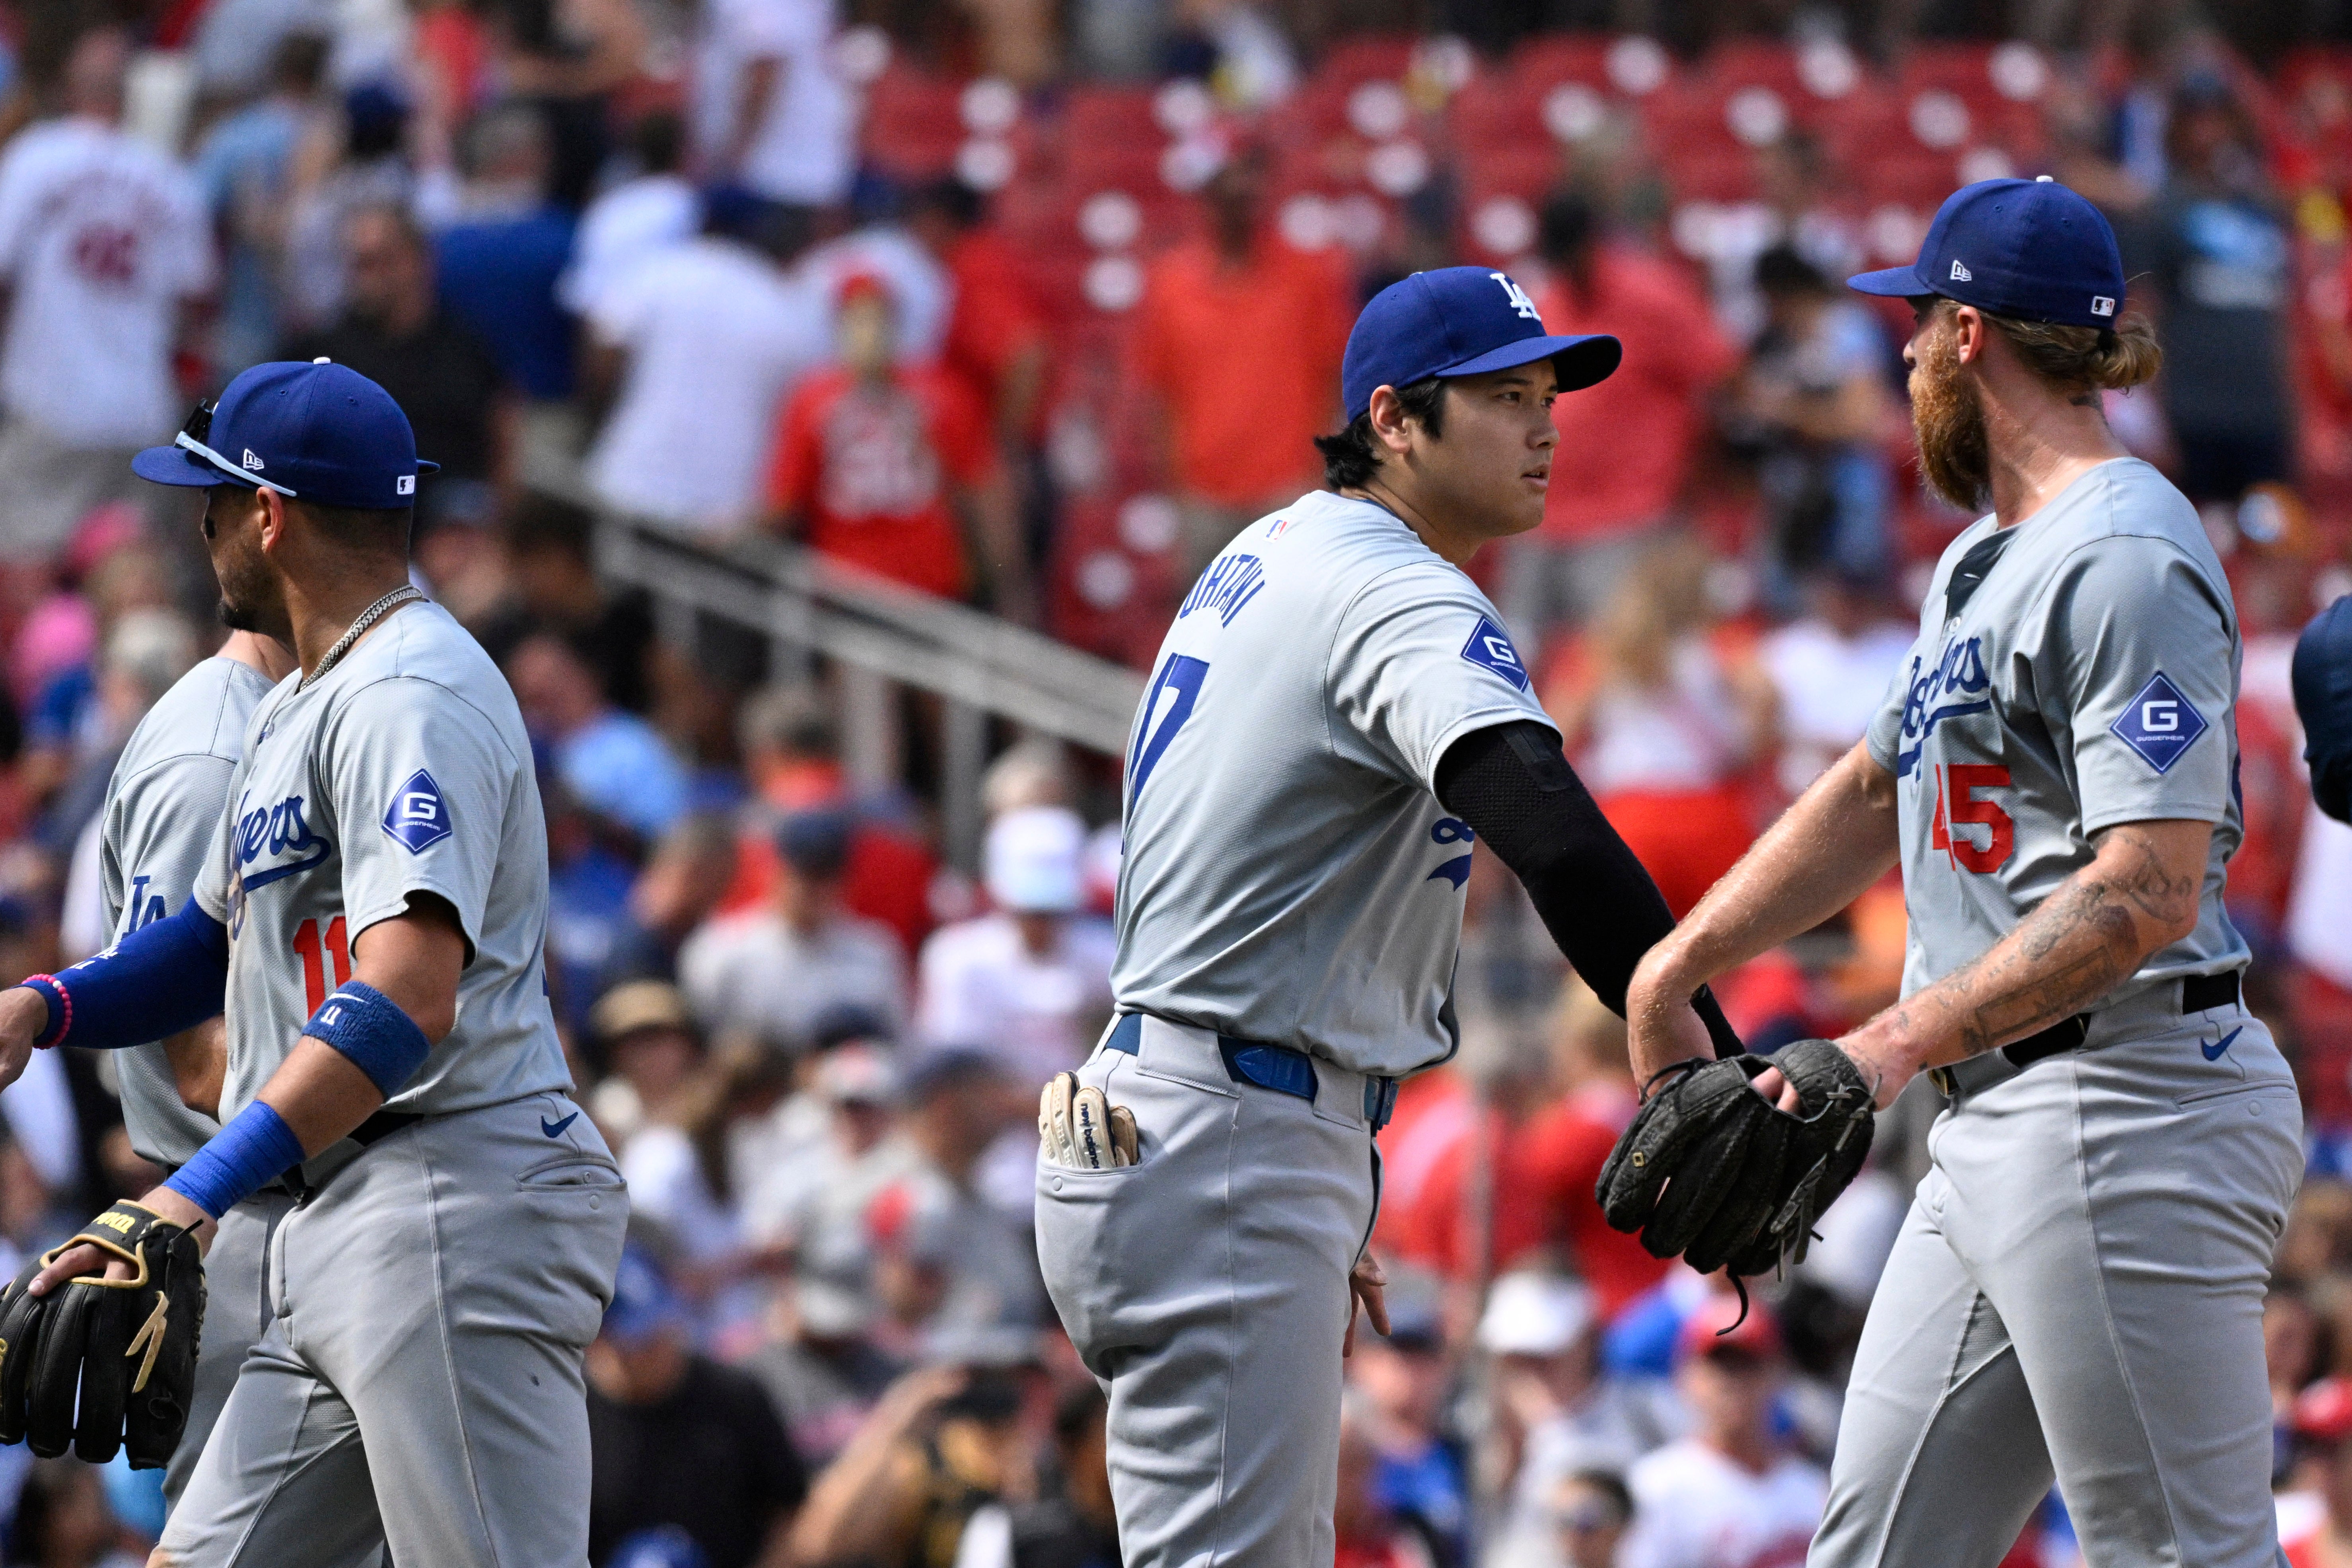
[1941,298,2163,395]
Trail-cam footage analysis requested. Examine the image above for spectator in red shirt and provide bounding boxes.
[1507,191,1737,648]
[1134,142,1353,575]
[768,272,1030,617]
[907,178,1049,453]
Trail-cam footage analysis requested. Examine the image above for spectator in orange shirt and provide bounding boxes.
[768,272,1031,617]
[1134,142,1353,575]
[1508,191,1737,648]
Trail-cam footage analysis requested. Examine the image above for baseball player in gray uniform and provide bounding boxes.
[1034,267,1744,1567]
[95,626,295,1510]
[0,359,626,1567]
[1626,179,2300,1568]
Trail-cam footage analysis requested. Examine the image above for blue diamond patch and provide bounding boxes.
[382,769,453,853]
[1461,615,1531,692]
[2110,672,2208,774]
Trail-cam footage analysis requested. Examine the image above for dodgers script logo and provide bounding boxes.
[236,792,332,891]
[1895,634,1991,778]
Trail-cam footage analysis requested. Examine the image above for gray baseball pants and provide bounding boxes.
[1035,1014,1381,1568]
[1809,988,2302,1568]
[156,1092,628,1568]
[163,1192,293,1509]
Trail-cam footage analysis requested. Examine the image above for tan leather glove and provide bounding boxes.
[1039,1072,1139,1169]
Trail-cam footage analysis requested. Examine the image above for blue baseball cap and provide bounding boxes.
[1848,177,2126,329]
[1342,266,1621,422]
[133,359,438,508]
[2295,594,2352,823]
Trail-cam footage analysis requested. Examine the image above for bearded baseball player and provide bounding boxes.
[1033,266,1748,1567]
[97,617,296,1512]
[0,358,626,1567]
[1622,178,2300,1568]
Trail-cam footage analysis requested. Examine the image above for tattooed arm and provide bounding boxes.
[1826,817,2209,1104]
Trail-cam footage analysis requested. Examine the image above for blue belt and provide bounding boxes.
[1104,1014,1397,1130]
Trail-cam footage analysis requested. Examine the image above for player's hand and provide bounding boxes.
[0,986,48,1095]
[1343,1250,1389,1359]
[1625,963,1720,1097]
[29,1187,214,1296]
[1751,1033,1909,1113]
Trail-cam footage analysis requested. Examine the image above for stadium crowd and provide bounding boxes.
[3,0,2352,1562]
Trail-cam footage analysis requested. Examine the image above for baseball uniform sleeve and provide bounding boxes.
[1325,565,1555,793]
[104,754,237,940]
[2038,535,2235,833]
[1866,654,1910,774]
[322,676,521,962]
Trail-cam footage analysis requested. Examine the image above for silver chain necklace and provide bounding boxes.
[302,585,424,691]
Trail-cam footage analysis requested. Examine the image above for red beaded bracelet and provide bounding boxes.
[19,974,68,1048]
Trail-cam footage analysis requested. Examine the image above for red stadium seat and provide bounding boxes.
[861,64,968,179]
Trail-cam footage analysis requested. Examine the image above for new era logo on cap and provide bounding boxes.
[242,449,265,471]
[1950,259,1973,282]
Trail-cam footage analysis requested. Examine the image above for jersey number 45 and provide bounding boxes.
[1929,763,2014,873]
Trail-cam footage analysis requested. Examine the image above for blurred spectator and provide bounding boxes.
[726,684,937,953]
[587,979,704,1142]
[916,806,1113,1084]
[1134,143,1350,574]
[488,0,651,212]
[1336,1403,1445,1568]
[1617,1298,1823,1568]
[691,0,853,208]
[0,28,213,563]
[1550,541,1775,916]
[680,807,908,1046]
[1511,191,1736,642]
[907,178,1049,462]
[953,1382,1119,1568]
[6,1456,145,1566]
[281,82,443,334]
[436,105,577,401]
[585,191,825,535]
[2124,77,2294,512]
[587,1246,808,1568]
[1551,1469,1635,1568]
[1754,572,1914,798]
[560,110,698,320]
[865,1051,1039,1336]
[194,32,334,375]
[1481,1272,1678,1568]
[486,492,656,710]
[595,813,740,993]
[1726,247,1895,599]
[509,626,690,841]
[281,202,516,524]
[768,272,1029,616]
[1349,1275,1467,1566]
[788,1357,1031,1567]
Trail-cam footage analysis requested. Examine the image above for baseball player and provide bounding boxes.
[1033,266,1742,1567]
[0,358,626,1566]
[1624,178,2300,1568]
[96,618,296,1512]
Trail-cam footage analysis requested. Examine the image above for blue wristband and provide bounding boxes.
[300,980,432,1098]
[164,1101,305,1220]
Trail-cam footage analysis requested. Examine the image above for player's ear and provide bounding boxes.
[1951,304,1986,366]
[255,488,287,553]
[1365,385,1415,459]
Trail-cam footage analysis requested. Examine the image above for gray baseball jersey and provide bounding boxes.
[1110,489,1553,1078]
[98,655,273,1168]
[193,601,571,1121]
[1863,456,2249,1002]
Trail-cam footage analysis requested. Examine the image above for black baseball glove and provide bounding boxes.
[0,1200,205,1467]
[1595,1039,1876,1279]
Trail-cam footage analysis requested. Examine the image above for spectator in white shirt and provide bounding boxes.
[559,110,698,320]
[691,0,853,206]
[584,189,828,534]
[916,806,1114,1086]
[1619,1297,1826,1568]
[679,807,907,1048]
[1755,570,1914,799]
[0,27,214,562]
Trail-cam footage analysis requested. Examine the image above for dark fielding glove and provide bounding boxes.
[1596,1039,1876,1279]
[0,1201,205,1467]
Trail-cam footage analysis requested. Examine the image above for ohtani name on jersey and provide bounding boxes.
[236,792,332,890]
[1178,554,1267,628]
[1895,634,1992,778]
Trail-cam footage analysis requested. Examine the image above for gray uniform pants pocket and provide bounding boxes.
[1036,1029,1375,1568]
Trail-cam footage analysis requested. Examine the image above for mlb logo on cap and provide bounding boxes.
[133,359,438,508]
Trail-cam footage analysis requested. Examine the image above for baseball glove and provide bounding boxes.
[1040,1072,1138,1169]
[0,1200,204,1467]
[1595,1039,1875,1279]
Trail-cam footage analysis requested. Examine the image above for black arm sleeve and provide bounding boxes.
[1436,719,1743,1056]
